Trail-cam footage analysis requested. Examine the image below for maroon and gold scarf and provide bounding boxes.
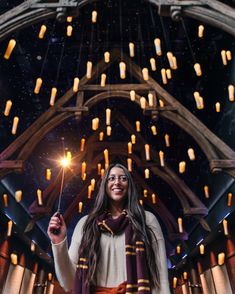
[72,211,151,293]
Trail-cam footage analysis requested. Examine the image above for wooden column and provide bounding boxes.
[226,238,235,293]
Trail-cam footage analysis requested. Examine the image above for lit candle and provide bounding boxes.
[227,192,232,206]
[172,56,178,70]
[179,161,186,173]
[159,151,164,167]
[148,93,154,107]
[12,116,19,135]
[199,244,204,255]
[88,185,92,199]
[7,220,13,237]
[50,87,57,106]
[3,194,8,207]
[130,90,135,101]
[67,25,73,37]
[46,168,51,181]
[226,50,232,61]
[143,189,148,198]
[221,50,227,65]
[136,121,141,132]
[167,52,174,69]
[92,117,99,130]
[106,108,111,125]
[38,25,47,39]
[176,245,181,254]
[145,144,150,161]
[178,217,183,233]
[215,102,220,112]
[183,272,188,280]
[173,277,177,289]
[92,10,98,23]
[4,100,12,116]
[152,193,156,204]
[101,73,106,87]
[140,97,147,109]
[150,58,156,71]
[78,201,83,212]
[104,149,109,166]
[34,77,43,94]
[165,134,170,147]
[82,173,86,181]
[107,126,112,136]
[15,190,22,202]
[66,151,72,163]
[228,85,234,101]
[142,68,149,81]
[128,142,132,154]
[198,25,204,38]
[166,69,172,79]
[101,168,105,177]
[154,38,162,56]
[161,68,167,84]
[81,162,86,178]
[127,158,132,172]
[4,39,16,59]
[73,77,79,92]
[80,138,85,152]
[119,62,126,79]
[67,16,73,22]
[86,61,93,79]
[223,219,228,236]
[151,125,157,135]
[187,148,195,161]
[10,253,18,265]
[145,168,149,179]
[97,163,101,175]
[129,42,135,57]
[204,185,209,198]
[131,134,136,144]
[194,63,202,76]
[48,273,53,281]
[37,189,43,206]
[139,199,143,206]
[218,252,225,265]
[104,51,110,63]
[31,241,35,252]
[159,99,165,107]
[99,131,104,141]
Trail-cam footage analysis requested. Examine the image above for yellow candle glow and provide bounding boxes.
[46,168,51,181]
[82,173,86,181]
[173,277,177,289]
[78,201,83,212]
[101,73,106,87]
[12,116,19,135]
[140,97,147,109]
[142,68,149,81]
[128,142,132,154]
[150,58,156,71]
[81,162,86,178]
[66,151,72,163]
[7,220,13,237]
[10,253,18,265]
[4,100,12,116]
[136,121,141,132]
[3,194,8,207]
[215,102,221,112]
[151,125,157,135]
[73,77,79,92]
[4,39,16,59]
[187,148,195,161]
[172,56,178,70]
[80,138,85,152]
[165,134,170,147]
[176,245,181,254]
[67,16,73,22]
[178,217,183,233]
[34,77,43,94]
[104,51,110,63]
[194,63,202,76]
[99,131,104,141]
[106,108,111,125]
[129,42,135,57]
[67,25,73,37]
[166,69,172,79]
[145,168,149,179]
[221,50,227,65]
[152,193,156,204]
[183,272,188,280]
[104,149,109,166]
[131,134,136,144]
[15,190,22,202]
[130,90,136,101]
[50,87,57,106]
[31,241,36,252]
[148,93,154,107]
[228,85,234,101]
[127,158,132,172]
[107,126,112,136]
[88,185,92,199]
[92,117,99,130]
[226,50,232,61]
[154,38,162,56]
[159,99,165,107]
[198,25,204,38]
[161,68,167,84]
[204,185,209,198]
[179,161,186,173]
[159,151,164,167]
[223,219,228,236]
[37,189,43,206]
[48,273,53,281]
[97,163,101,175]
[101,168,105,177]
[86,61,93,79]
[167,52,174,69]
[143,189,148,198]
[227,193,232,206]
[92,10,97,23]
[218,252,225,265]
[199,244,204,255]
[145,144,150,161]
[119,62,126,79]
[38,25,47,39]
[139,199,143,206]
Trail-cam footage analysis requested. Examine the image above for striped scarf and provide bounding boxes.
[72,211,152,293]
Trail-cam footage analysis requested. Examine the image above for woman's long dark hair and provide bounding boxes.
[77,163,160,289]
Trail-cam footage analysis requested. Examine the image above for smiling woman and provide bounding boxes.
[47,163,170,293]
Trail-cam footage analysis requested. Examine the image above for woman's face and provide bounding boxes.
[106,167,128,206]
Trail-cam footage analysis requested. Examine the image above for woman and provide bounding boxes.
[48,163,170,293]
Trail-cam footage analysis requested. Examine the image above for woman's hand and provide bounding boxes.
[47,212,67,244]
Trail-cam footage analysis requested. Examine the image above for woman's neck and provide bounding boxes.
[109,203,123,218]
